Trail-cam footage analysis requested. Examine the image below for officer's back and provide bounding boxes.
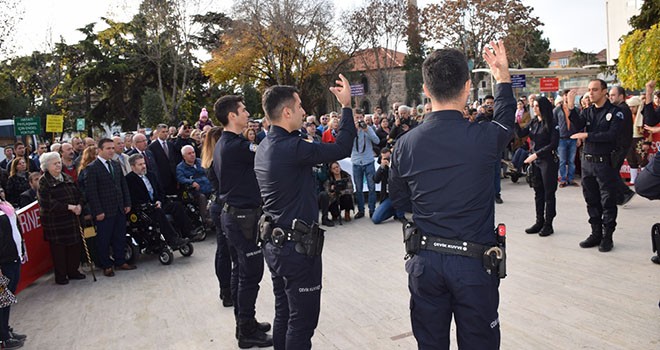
[391,98,514,245]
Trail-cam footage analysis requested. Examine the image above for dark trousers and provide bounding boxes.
[154,207,183,245]
[50,241,82,282]
[531,158,559,221]
[221,211,264,321]
[581,159,619,230]
[407,251,500,350]
[613,148,633,200]
[95,212,127,268]
[0,261,20,341]
[163,201,193,239]
[263,241,322,350]
[211,203,236,291]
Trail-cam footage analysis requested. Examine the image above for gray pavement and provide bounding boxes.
[9,178,660,349]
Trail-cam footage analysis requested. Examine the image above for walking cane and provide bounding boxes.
[76,216,97,282]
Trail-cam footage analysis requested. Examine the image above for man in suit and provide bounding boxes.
[113,136,131,176]
[85,138,134,277]
[125,154,189,249]
[148,124,178,195]
[19,172,40,208]
[127,133,158,178]
[256,117,270,144]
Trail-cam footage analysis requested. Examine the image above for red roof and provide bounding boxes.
[348,47,406,72]
[549,50,573,61]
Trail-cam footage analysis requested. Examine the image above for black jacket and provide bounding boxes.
[373,164,389,202]
[125,171,164,206]
[514,118,559,159]
[0,212,22,264]
[569,100,623,155]
[148,139,178,195]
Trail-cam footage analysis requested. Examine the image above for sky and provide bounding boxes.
[7,0,609,58]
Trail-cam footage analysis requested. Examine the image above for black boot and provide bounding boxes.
[235,319,271,339]
[599,227,614,252]
[525,220,544,234]
[219,288,233,307]
[579,224,602,248]
[237,319,273,349]
[539,220,554,237]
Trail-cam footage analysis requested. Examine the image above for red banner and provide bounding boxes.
[15,201,53,294]
[540,78,559,92]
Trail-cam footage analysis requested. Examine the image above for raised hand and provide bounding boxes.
[329,74,352,108]
[566,90,577,108]
[646,80,657,104]
[482,40,511,84]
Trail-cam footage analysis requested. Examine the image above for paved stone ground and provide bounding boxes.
[9,179,660,349]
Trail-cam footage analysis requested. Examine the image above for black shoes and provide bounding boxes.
[652,255,660,264]
[219,288,233,308]
[354,212,365,219]
[237,319,273,348]
[321,217,335,227]
[495,195,503,204]
[539,224,554,237]
[579,234,602,248]
[598,231,614,252]
[69,273,86,280]
[525,221,544,234]
[1,338,24,349]
[171,238,190,250]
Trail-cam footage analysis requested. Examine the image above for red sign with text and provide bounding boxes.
[15,201,53,293]
[540,78,559,92]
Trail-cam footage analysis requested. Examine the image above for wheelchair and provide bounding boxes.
[167,184,211,241]
[125,203,194,265]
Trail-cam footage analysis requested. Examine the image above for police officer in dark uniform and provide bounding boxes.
[569,80,624,252]
[515,96,559,236]
[389,41,515,349]
[254,77,356,350]
[212,95,272,348]
[608,86,636,205]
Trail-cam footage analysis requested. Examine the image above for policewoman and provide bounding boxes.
[516,96,559,236]
[569,80,624,252]
[254,76,356,350]
[390,41,514,349]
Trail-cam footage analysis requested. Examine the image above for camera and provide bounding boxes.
[357,121,367,129]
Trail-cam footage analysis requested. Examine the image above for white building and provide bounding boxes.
[605,0,643,65]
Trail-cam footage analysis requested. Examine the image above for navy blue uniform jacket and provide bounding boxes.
[568,100,623,155]
[255,108,357,228]
[389,83,516,245]
[214,131,261,209]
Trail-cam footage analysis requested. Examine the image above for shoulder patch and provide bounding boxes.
[616,111,624,120]
[606,113,612,122]
[555,125,560,130]
[303,138,313,143]
[249,144,258,153]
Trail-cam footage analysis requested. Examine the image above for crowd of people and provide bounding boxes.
[0,43,658,348]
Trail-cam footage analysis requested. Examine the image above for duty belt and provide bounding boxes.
[420,235,490,259]
[271,227,304,245]
[583,153,610,163]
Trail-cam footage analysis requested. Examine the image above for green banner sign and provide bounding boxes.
[76,118,86,131]
[14,117,41,136]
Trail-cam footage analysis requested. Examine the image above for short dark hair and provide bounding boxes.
[422,49,469,102]
[14,141,24,148]
[612,86,625,97]
[261,86,299,121]
[589,79,608,90]
[98,138,113,149]
[128,153,144,166]
[380,147,391,154]
[484,95,495,101]
[213,95,244,126]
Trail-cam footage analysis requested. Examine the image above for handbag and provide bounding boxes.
[0,275,17,308]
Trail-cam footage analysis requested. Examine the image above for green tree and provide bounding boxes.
[569,49,601,67]
[618,23,660,89]
[629,0,660,32]
[507,27,551,68]
[404,1,425,107]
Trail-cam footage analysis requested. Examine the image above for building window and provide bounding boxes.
[361,76,369,94]
[559,58,569,67]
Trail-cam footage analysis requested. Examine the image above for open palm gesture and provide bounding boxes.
[482,40,511,84]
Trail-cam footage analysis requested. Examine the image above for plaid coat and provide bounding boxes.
[38,172,83,245]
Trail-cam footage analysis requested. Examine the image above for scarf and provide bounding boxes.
[0,202,26,264]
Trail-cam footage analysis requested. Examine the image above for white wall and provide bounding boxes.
[606,0,643,65]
